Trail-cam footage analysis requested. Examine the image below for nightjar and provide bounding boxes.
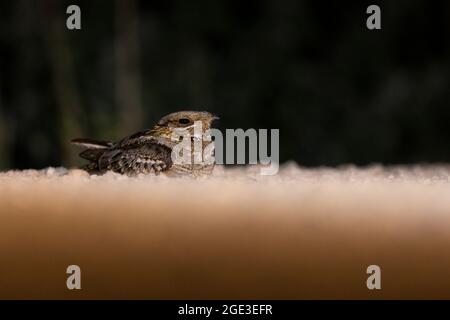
[71,111,219,176]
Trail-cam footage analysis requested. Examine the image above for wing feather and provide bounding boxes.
[98,142,172,175]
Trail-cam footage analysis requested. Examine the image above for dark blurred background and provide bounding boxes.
[0,0,448,170]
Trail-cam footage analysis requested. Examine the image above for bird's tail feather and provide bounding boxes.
[71,138,114,149]
[79,148,105,161]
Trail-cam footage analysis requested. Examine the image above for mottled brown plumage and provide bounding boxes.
[71,111,218,176]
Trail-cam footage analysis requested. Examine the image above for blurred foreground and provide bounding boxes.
[1,163,450,299]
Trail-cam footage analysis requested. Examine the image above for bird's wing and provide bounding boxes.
[98,142,173,175]
[117,129,158,148]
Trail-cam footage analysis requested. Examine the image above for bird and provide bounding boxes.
[71,111,219,176]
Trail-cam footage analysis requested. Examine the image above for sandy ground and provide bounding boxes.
[1,163,450,299]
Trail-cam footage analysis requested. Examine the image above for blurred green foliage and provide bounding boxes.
[0,0,449,169]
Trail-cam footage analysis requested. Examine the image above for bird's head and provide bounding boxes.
[152,111,219,139]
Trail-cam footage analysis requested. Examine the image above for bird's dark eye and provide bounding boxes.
[178,118,191,125]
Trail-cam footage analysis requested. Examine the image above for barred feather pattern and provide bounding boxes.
[72,111,218,177]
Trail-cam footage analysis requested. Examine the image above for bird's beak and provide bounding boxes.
[212,115,220,121]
